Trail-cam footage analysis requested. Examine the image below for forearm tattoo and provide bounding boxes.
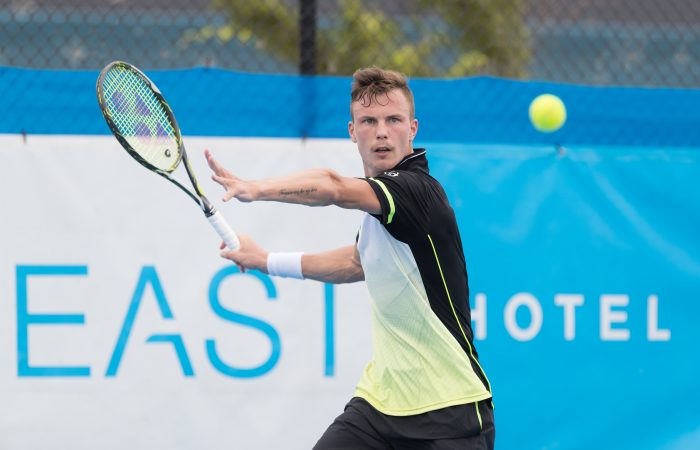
[279,187,318,197]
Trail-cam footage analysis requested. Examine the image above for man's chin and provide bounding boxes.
[368,162,396,176]
[363,151,409,176]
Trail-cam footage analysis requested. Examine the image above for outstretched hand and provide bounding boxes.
[205,149,257,202]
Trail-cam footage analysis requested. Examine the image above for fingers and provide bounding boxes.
[210,174,235,202]
[219,241,226,250]
[220,249,238,261]
[204,149,215,170]
[219,250,247,273]
[204,149,226,175]
[211,174,224,187]
[205,151,245,203]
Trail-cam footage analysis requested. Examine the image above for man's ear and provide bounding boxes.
[348,120,357,143]
[410,118,419,142]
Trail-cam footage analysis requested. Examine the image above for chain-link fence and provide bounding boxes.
[2,0,700,86]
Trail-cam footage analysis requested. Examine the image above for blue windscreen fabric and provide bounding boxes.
[2,66,700,147]
[427,143,700,450]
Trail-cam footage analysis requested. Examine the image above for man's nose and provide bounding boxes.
[376,122,388,139]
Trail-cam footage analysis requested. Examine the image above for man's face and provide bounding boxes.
[349,89,418,177]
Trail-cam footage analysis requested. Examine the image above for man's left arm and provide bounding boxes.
[205,149,381,215]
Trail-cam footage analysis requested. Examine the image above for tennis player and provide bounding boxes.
[206,67,494,449]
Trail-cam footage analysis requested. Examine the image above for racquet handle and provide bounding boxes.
[207,210,241,251]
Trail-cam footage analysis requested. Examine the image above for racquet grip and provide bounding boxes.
[207,210,240,251]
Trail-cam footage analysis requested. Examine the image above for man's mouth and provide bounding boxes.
[374,146,392,153]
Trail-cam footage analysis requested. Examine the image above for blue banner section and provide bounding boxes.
[2,66,700,146]
[427,143,700,450]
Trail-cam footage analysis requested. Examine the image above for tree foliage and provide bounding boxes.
[195,0,530,77]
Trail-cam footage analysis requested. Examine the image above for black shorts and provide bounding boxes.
[313,397,495,450]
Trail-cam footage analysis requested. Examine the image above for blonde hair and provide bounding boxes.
[350,67,415,120]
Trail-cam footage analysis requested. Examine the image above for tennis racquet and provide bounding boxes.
[96,61,240,250]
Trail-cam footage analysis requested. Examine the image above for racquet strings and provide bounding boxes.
[101,65,181,172]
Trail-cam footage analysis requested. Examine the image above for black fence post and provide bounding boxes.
[299,0,317,75]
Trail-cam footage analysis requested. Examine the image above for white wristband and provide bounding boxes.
[267,252,304,279]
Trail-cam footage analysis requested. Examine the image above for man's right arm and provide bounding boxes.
[220,235,363,284]
[302,245,364,284]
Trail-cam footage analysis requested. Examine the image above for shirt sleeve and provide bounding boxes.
[362,171,433,239]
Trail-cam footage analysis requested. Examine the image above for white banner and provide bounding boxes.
[0,134,374,450]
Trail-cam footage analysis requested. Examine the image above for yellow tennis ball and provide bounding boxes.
[529,94,567,133]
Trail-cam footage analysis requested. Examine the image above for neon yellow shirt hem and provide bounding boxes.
[353,390,493,416]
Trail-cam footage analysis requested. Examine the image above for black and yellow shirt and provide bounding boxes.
[356,149,492,416]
